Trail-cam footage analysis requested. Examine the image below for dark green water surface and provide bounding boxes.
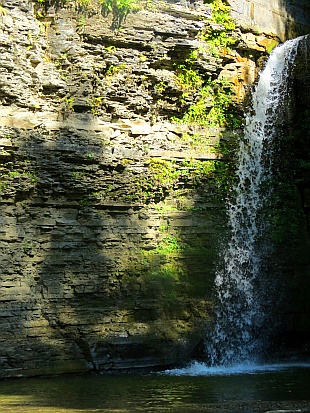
[0,363,309,413]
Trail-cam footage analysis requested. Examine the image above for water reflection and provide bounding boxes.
[0,365,309,413]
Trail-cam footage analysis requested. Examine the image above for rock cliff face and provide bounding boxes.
[228,0,310,41]
[0,0,309,377]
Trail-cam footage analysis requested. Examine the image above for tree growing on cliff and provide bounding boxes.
[100,0,139,29]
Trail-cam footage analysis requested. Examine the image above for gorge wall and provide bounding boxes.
[228,0,310,41]
[0,0,309,378]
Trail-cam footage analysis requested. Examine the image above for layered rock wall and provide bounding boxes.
[0,0,242,377]
[228,0,310,40]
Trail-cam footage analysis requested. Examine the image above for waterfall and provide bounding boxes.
[206,37,304,367]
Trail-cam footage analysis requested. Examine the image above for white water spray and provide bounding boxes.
[206,37,303,367]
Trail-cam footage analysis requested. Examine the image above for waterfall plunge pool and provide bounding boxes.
[0,362,309,413]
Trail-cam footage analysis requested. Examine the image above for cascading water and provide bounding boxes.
[206,36,304,367]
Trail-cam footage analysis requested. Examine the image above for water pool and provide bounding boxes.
[0,362,309,413]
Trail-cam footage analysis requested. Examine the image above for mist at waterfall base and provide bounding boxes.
[166,36,310,376]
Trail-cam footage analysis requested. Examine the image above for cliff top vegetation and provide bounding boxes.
[33,0,233,30]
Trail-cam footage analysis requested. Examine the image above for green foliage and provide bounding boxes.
[110,157,220,204]
[77,14,86,29]
[33,0,138,28]
[153,234,184,254]
[154,202,178,213]
[176,67,202,91]
[105,63,127,77]
[38,0,91,6]
[76,0,91,6]
[146,158,215,188]
[0,169,37,194]
[173,41,241,128]
[60,97,75,118]
[213,159,235,191]
[79,197,89,206]
[105,45,117,53]
[173,78,235,128]
[100,0,139,29]
[125,250,190,301]
[154,81,167,94]
[146,158,182,187]
[87,96,104,114]
[202,0,236,51]
[123,216,219,301]
[0,4,7,15]
[71,171,85,180]
[64,97,75,109]
[33,0,67,9]
[175,50,202,91]
[209,0,235,30]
